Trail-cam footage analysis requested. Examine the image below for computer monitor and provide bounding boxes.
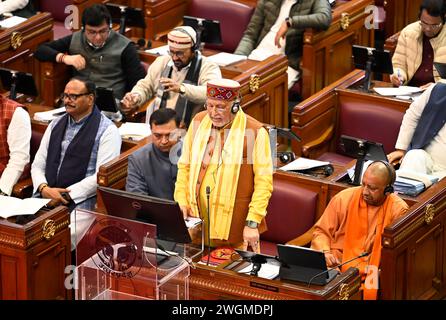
[183,15,222,50]
[106,3,145,35]
[95,87,119,113]
[0,68,38,100]
[277,244,338,286]
[352,45,393,92]
[434,62,446,79]
[97,186,192,244]
[340,134,388,185]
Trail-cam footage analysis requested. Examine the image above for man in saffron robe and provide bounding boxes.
[311,161,408,299]
[174,79,273,251]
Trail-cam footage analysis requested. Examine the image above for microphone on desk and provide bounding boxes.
[307,251,369,287]
[205,186,211,266]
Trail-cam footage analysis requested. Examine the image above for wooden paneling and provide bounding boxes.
[383,0,423,37]
[0,207,71,300]
[0,13,53,103]
[301,0,374,99]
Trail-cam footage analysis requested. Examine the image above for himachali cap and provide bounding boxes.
[167,26,197,49]
[207,79,241,101]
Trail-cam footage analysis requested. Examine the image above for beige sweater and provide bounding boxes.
[392,21,446,84]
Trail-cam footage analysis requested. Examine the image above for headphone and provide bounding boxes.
[231,97,240,114]
[370,160,396,195]
[172,27,198,51]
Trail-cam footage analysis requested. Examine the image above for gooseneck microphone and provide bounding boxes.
[307,252,369,287]
[205,186,211,266]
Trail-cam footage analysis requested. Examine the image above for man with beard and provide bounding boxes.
[310,161,408,300]
[121,26,221,128]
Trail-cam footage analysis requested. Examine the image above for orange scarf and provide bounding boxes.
[341,187,395,300]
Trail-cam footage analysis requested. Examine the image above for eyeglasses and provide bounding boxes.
[204,103,228,113]
[60,92,91,101]
[419,20,443,29]
[85,28,110,37]
[167,49,186,58]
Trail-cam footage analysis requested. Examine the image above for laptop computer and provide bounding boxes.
[277,244,338,286]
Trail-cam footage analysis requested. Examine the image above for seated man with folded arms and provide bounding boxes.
[388,82,446,179]
[126,108,182,200]
[34,4,145,100]
[121,26,221,128]
[31,78,121,211]
[234,0,331,89]
[390,0,446,89]
[311,161,408,299]
[0,95,31,196]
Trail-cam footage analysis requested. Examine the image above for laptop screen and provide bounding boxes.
[97,186,191,244]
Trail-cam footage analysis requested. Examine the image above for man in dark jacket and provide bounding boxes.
[235,0,332,88]
[34,4,145,100]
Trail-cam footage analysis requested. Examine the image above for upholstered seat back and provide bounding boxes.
[335,96,405,156]
[187,0,254,52]
[261,178,318,245]
[40,0,73,39]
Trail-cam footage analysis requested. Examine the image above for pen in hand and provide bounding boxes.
[397,69,403,86]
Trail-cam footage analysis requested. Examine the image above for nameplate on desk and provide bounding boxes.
[249,281,279,293]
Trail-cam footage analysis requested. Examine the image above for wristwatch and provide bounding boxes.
[245,220,259,229]
[285,17,292,28]
[179,84,186,95]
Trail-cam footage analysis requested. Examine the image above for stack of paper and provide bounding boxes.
[280,157,330,171]
[33,107,66,122]
[394,169,439,196]
[206,52,247,66]
[0,16,27,28]
[0,196,50,218]
[373,86,423,96]
[118,122,151,141]
[145,45,169,56]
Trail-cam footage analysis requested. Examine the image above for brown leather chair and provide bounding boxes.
[187,0,254,52]
[38,0,73,39]
[260,177,319,256]
[316,96,405,165]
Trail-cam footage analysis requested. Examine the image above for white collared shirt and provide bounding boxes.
[0,107,31,195]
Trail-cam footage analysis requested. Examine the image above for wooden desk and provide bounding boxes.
[0,12,53,104]
[0,206,71,300]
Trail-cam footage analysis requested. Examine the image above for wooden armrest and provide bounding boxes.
[12,178,34,199]
[285,226,315,247]
[302,125,334,157]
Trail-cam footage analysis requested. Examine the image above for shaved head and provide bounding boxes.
[361,162,395,206]
[367,161,393,186]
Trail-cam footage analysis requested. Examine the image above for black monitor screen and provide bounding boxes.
[95,87,119,113]
[352,45,393,75]
[340,135,387,162]
[97,186,192,244]
[183,15,222,45]
[106,3,145,28]
[0,68,38,97]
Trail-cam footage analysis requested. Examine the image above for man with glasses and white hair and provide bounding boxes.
[391,0,446,89]
[31,78,121,211]
[121,26,221,128]
[34,4,145,100]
